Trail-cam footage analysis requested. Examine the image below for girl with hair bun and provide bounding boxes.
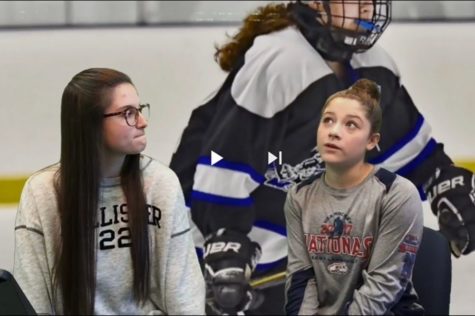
[284,79,424,315]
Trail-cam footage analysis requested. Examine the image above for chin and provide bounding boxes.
[321,154,341,165]
[134,140,147,152]
[128,145,147,155]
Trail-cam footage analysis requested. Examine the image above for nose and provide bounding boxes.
[136,112,148,129]
[329,123,341,139]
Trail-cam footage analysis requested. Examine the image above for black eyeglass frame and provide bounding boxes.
[103,103,150,127]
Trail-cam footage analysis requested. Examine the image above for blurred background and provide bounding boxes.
[1,1,475,27]
[0,1,474,314]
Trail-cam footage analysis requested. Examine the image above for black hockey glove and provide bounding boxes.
[203,228,262,315]
[424,165,475,257]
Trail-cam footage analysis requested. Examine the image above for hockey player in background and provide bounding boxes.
[170,0,475,314]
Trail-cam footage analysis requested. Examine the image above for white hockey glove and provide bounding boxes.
[424,165,475,257]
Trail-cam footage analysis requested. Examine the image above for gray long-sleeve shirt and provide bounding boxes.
[13,155,205,315]
[284,167,424,315]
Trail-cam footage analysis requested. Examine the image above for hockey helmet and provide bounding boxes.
[291,0,391,61]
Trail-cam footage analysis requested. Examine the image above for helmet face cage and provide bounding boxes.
[323,0,391,53]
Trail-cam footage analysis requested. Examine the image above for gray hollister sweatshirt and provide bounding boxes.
[13,155,205,315]
[284,167,424,315]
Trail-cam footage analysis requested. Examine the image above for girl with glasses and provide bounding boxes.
[13,68,205,315]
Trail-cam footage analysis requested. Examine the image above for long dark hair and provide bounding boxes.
[54,68,149,314]
[215,2,294,72]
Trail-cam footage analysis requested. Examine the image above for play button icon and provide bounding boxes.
[211,151,223,165]
[268,152,278,164]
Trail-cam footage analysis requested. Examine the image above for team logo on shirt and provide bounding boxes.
[321,212,353,237]
[398,234,419,283]
[263,149,325,191]
[327,262,349,275]
[304,211,373,259]
[398,234,419,254]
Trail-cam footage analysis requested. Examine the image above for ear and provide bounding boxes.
[366,132,380,151]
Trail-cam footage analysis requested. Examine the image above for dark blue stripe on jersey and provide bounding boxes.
[196,247,203,259]
[374,168,397,193]
[369,115,424,164]
[417,185,427,200]
[197,156,265,184]
[396,138,437,177]
[254,220,287,236]
[345,62,360,85]
[255,257,286,273]
[286,268,315,315]
[191,190,254,206]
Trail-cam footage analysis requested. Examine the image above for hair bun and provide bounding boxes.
[351,78,381,103]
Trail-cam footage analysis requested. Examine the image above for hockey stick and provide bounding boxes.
[250,271,286,290]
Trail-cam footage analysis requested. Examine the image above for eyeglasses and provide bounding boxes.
[103,103,150,127]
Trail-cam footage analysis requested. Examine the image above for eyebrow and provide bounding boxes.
[322,112,364,121]
[115,104,140,110]
[346,114,364,121]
